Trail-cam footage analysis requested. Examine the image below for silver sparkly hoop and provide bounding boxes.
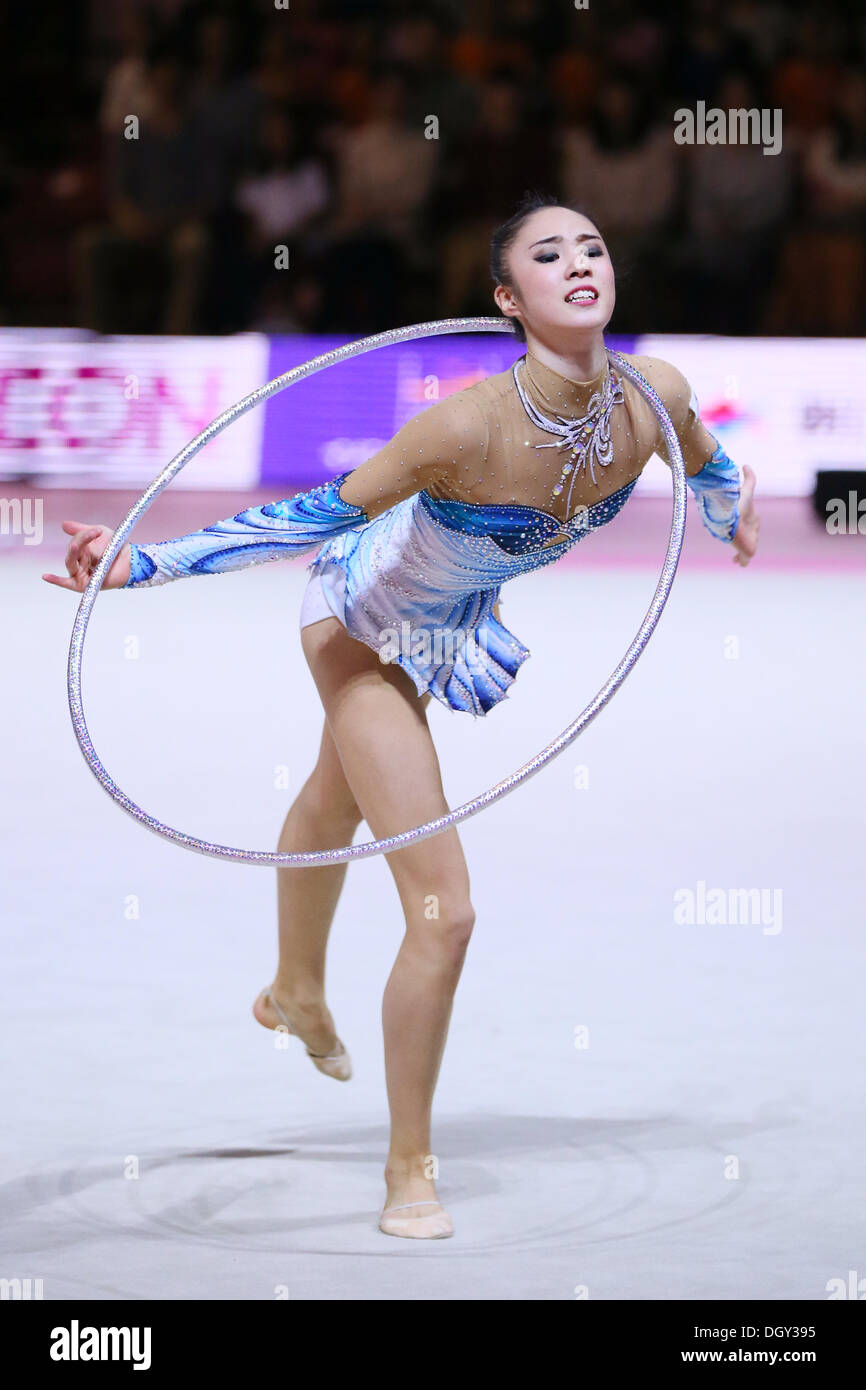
[67,318,687,867]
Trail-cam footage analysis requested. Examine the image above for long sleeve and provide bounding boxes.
[639,356,741,544]
[684,440,740,543]
[124,388,481,588]
[124,472,369,588]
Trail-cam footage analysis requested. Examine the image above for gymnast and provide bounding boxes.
[44,192,760,1240]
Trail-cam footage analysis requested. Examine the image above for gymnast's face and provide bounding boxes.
[495,206,615,344]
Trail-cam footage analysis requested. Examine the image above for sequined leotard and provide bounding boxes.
[124,349,740,716]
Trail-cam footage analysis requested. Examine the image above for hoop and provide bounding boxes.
[67,319,687,867]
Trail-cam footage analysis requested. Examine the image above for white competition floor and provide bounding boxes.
[2,509,865,1300]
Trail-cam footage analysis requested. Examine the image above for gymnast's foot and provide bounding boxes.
[253,984,351,1081]
[379,1161,454,1239]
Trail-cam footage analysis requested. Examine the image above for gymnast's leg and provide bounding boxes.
[301,615,475,1232]
[252,708,366,1058]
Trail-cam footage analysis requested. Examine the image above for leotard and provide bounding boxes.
[124,349,740,716]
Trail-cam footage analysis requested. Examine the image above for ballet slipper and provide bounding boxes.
[257,987,352,1082]
[378,1200,454,1239]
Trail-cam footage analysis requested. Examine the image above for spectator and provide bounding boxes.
[234,104,331,324]
[315,64,438,330]
[75,42,217,334]
[770,9,845,139]
[439,72,555,316]
[673,69,795,333]
[99,8,159,136]
[187,10,263,208]
[236,106,331,250]
[549,46,600,127]
[251,22,297,107]
[766,67,866,333]
[671,4,730,107]
[559,73,677,328]
[386,13,478,151]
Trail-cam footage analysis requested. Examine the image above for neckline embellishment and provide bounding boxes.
[513,352,625,514]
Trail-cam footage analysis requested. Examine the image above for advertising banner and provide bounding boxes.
[2,329,862,497]
[260,332,636,489]
[0,330,269,489]
[635,335,866,496]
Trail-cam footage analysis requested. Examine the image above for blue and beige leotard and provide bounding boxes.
[124,350,740,717]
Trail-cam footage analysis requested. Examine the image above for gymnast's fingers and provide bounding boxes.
[43,523,102,590]
[62,520,102,549]
[42,570,83,590]
[68,525,103,574]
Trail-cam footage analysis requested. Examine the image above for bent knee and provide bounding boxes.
[413,901,476,962]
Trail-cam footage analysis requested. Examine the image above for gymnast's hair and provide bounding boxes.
[489,191,601,343]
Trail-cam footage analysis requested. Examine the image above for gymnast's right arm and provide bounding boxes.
[41,393,479,593]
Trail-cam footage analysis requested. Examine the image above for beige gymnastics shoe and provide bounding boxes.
[256,986,352,1082]
[378,1201,454,1239]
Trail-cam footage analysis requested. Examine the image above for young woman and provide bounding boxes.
[44,192,760,1241]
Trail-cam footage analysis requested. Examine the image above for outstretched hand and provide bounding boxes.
[42,521,132,592]
[731,465,759,567]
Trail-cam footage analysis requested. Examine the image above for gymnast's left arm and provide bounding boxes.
[641,357,760,568]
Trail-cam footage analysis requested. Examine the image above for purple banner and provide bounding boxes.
[260,332,636,489]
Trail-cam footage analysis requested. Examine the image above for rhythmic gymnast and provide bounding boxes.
[44,192,760,1240]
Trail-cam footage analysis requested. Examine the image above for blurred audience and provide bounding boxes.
[234,103,330,328]
[439,72,554,315]
[186,10,263,204]
[560,73,677,328]
[386,13,478,153]
[766,66,866,334]
[314,63,438,331]
[76,41,218,333]
[672,69,795,334]
[1,0,863,335]
[99,9,159,135]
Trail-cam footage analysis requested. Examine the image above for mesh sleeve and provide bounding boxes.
[639,355,741,543]
[124,388,486,588]
[124,473,368,588]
